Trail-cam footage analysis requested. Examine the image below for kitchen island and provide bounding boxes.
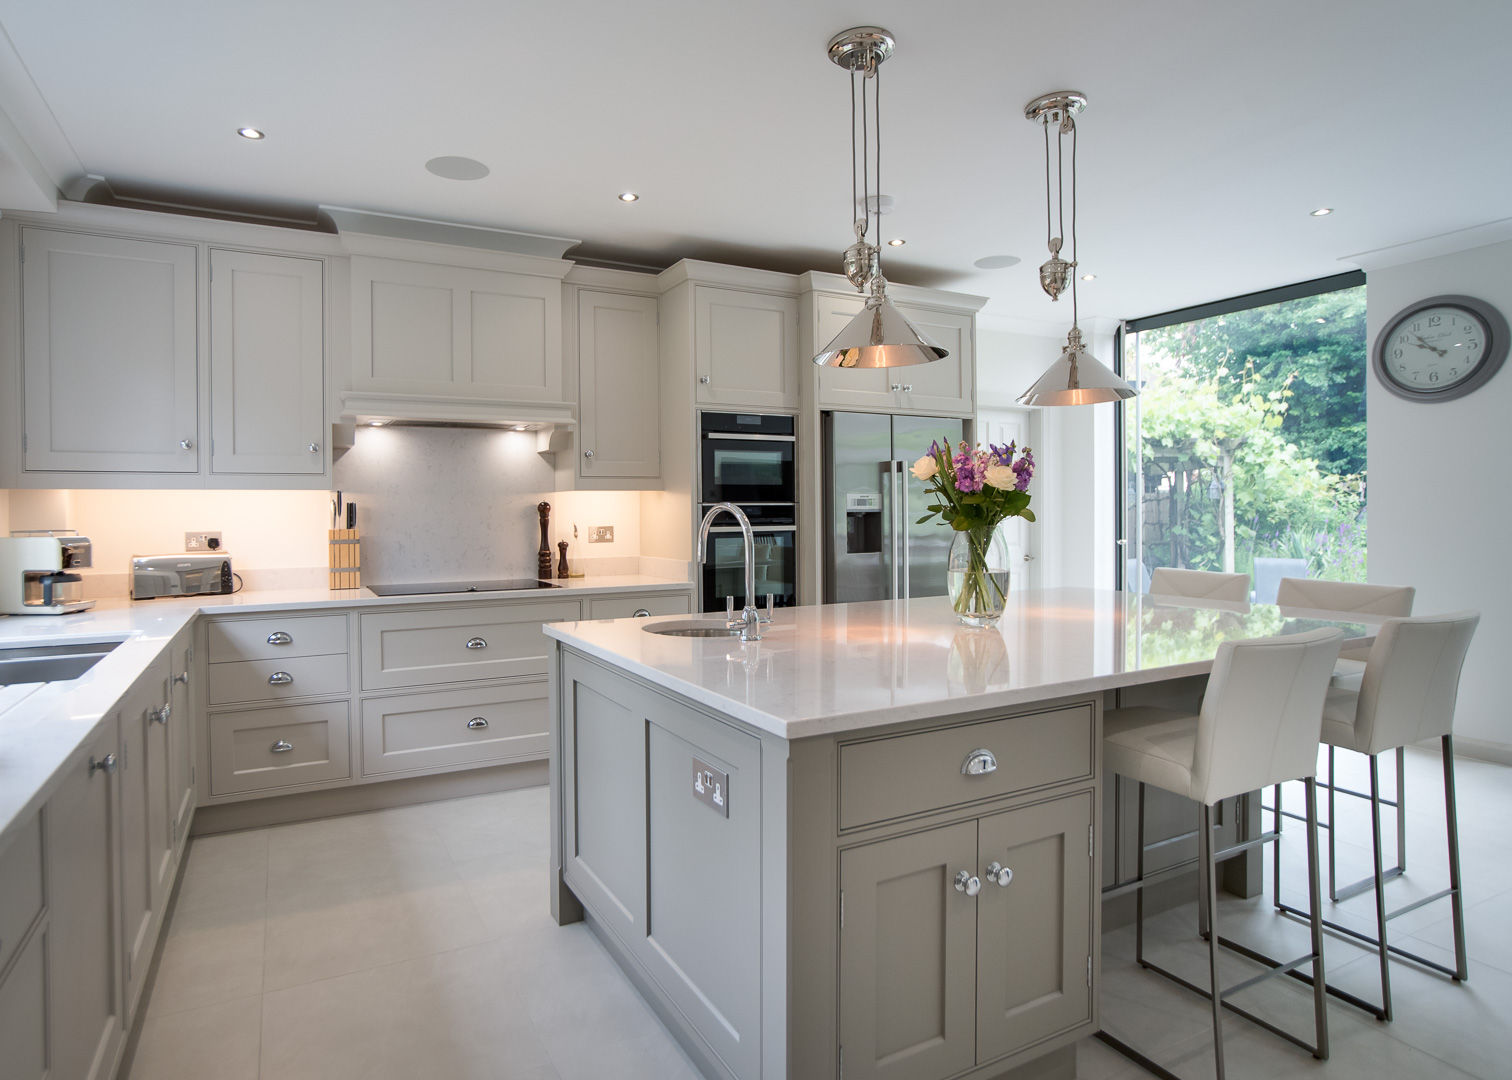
[544,588,1378,1080]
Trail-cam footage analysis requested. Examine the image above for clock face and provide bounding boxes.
[1381,305,1487,393]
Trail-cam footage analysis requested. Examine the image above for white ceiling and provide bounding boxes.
[2,0,1510,325]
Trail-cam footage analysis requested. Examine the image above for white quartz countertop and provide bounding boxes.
[0,574,690,849]
[544,588,1381,740]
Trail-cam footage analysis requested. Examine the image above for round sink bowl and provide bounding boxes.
[642,621,741,638]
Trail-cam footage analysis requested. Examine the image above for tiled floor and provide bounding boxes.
[126,745,1510,1080]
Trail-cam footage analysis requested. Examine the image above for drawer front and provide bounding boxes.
[208,654,349,705]
[206,614,349,662]
[209,701,350,795]
[361,680,549,776]
[838,704,1095,830]
[587,591,692,621]
[0,812,43,975]
[359,600,582,690]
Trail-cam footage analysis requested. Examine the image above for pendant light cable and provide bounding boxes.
[860,56,870,243]
[1043,118,1052,252]
[874,55,882,279]
[1070,116,1079,329]
[850,69,859,236]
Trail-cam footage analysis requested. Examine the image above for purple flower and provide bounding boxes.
[989,442,1017,466]
[953,451,984,493]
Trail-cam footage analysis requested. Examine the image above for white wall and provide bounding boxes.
[976,321,1119,590]
[1366,238,1512,759]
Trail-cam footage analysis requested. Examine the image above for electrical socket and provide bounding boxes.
[184,531,222,552]
[589,525,615,544]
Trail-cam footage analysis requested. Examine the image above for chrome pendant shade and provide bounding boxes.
[1018,90,1136,406]
[812,26,947,369]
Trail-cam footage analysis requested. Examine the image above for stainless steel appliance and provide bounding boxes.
[822,412,965,603]
[699,411,799,613]
[131,554,235,599]
[0,534,95,614]
[366,579,561,596]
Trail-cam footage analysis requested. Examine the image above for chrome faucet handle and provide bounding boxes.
[758,594,773,623]
[725,593,739,629]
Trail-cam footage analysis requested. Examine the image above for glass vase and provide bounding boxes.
[947,527,1010,626]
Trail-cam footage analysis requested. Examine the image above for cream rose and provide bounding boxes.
[984,463,1017,491]
[910,455,938,481]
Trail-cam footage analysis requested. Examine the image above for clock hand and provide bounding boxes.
[1411,333,1448,357]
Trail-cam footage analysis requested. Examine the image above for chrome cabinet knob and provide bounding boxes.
[632,608,652,618]
[179,438,194,450]
[465,637,487,650]
[890,383,903,392]
[961,748,999,776]
[270,739,294,754]
[173,670,190,686]
[466,717,489,730]
[308,442,320,453]
[902,384,913,392]
[953,870,982,897]
[699,375,711,384]
[583,450,594,459]
[266,631,293,646]
[89,753,118,776]
[268,671,294,685]
[148,702,171,725]
[986,861,1014,887]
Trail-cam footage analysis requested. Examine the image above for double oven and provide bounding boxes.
[699,411,797,613]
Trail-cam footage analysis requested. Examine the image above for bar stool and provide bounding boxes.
[1274,611,1480,1022]
[1099,627,1343,1080]
[1148,567,1251,603]
[1271,578,1415,904]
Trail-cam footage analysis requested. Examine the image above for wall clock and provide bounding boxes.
[1373,294,1508,402]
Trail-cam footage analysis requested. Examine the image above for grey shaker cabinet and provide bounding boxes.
[576,288,661,480]
[118,654,172,1018]
[838,792,1094,1080]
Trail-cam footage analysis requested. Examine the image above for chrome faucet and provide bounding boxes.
[697,502,764,642]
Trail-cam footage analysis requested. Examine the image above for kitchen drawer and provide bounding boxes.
[587,591,692,621]
[359,599,582,690]
[361,679,549,776]
[209,701,350,795]
[208,653,349,705]
[838,703,1095,830]
[0,812,43,975]
[206,614,349,662]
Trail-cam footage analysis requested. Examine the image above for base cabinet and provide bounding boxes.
[119,655,172,1017]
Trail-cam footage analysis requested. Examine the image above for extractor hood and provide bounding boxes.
[338,390,576,431]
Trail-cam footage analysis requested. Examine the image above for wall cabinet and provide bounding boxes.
[350,255,564,401]
[20,227,199,473]
[694,286,800,410]
[577,289,660,480]
[210,249,326,474]
[810,290,975,417]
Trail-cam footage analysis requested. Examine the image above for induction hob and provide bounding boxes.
[367,579,562,597]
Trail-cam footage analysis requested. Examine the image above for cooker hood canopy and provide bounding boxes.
[338,390,575,432]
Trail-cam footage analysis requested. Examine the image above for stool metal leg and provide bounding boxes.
[1304,778,1329,1059]
[1327,745,1338,900]
[1368,753,1394,1022]
[1136,781,1147,966]
[1443,735,1468,981]
[1396,745,1408,873]
[1271,782,1283,911]
[1200,802,1226,1080]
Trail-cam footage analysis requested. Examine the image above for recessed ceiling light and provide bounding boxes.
[1081,273,1096,281]
[1310,207,1333,217]
[425,155,490,181]
[618,191,639,202]
[888,238,906,247]
[973,254,1022,270]
[237,127,265,140]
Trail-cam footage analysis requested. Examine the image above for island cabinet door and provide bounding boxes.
[839,820,979,1080]
[975,792,1094,1064]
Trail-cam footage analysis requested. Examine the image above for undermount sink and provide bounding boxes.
[642,621,743,638]
[0,641,121,686]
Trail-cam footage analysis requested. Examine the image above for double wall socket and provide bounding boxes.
[589,526,615,544]
[184,531,222,552]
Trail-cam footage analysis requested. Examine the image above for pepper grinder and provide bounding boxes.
[557,540,569,579]
[536,502,553,581]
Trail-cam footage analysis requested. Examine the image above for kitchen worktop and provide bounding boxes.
[0,574,691,850]
[544,587,1380,740]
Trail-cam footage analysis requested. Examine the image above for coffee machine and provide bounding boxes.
[0,534,96,614]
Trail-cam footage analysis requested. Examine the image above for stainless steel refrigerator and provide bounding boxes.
[822,412,965,603]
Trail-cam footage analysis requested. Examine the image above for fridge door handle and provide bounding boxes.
[881,460,899,601]
[896,459,910,599]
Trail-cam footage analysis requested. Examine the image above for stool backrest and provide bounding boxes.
[1148,567,1251,603]
[1275,577,1415,616]
[1354,611,1480,754]
[1191,627,1343,804]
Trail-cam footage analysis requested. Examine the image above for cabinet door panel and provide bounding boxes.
[168,631,196,848]
[814,292,893,409]
[47,724,123,1080]
[976,792,1094,1063]
[210,249,325,474]
[840,820,978,1080]
[21,228,198,472]
[0,925,47,1080]
[895,306,973,416]
[695,287,798,409]
[579,290,660,478]
[119,661,169,1017]
[469,287,549,394]
[368,278,453,383]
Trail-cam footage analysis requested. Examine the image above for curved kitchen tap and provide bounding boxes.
[697,502,764,642]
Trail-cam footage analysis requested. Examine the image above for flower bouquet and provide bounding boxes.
[911,439,1036,625]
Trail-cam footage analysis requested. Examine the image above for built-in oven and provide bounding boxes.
[699,503,797,613]
[700,412,796,506]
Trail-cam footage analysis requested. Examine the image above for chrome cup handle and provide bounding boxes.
[962,748,998,776]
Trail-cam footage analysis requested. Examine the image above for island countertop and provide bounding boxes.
[543,587,1377,739]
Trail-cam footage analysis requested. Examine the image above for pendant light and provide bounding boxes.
[812,27,947,369]
[1017,91,1136,406]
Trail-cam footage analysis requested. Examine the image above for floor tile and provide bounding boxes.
[173,829,269,915]
[125,995,261,1080]
[144,901,266,1018]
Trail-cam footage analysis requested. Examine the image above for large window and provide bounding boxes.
[1120,272,1367,601]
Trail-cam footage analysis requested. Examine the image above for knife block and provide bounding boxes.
[328,529,361,590]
